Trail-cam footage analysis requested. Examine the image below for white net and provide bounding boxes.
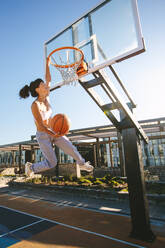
[50,48,83,85]
[55,64,79,85]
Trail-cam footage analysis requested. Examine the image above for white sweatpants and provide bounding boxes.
[31,131,85,173]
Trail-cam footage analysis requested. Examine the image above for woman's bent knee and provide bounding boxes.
[48,158,57,169]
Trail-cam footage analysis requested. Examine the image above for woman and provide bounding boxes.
[19,58,93,176]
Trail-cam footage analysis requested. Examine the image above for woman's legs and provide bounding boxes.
[26,132,93,175]
[31,132,57,173]
[54,136,93,172]
[54,136,85,165]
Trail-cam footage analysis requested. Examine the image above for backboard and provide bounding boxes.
[44,0,145,85]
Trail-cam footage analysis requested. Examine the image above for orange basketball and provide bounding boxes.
[50,113,70,136]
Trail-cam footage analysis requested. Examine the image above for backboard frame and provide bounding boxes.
[44,0,145,84]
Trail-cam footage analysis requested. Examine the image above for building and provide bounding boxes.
[0,117,165,180]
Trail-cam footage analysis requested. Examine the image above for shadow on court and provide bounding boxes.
[0,191,164,248]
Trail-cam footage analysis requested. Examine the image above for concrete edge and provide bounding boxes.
[8,181,165,204]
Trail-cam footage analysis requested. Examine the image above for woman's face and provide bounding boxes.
[36,82,50,97]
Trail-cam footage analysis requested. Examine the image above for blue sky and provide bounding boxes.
[0,0,165,145]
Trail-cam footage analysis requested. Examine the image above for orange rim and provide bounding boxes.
[47,46,84,68]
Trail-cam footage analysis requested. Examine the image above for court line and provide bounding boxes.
[0,205,146,248]
[54,201,128,217]
[7,192,129,218]
[3,192,165,227]
[0,219,44,238]
[8,195,22,201]
[7,192,165,226]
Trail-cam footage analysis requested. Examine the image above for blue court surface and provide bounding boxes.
[0,206,56,247]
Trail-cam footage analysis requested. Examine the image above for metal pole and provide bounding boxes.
[18,144,22,173]
[117,131,126,177]
[122,128,156,241]
[96,138,100,167]
[109,138,113,168]
[93,144,97,167]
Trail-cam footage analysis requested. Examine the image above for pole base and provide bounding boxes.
[130,229,156,242]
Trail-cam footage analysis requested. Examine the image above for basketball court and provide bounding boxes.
[0,187,165,248]
[1,0,163,247]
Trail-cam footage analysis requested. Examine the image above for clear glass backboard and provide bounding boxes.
[44,0,145,85]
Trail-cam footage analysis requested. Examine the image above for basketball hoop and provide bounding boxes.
[47,46,87,85]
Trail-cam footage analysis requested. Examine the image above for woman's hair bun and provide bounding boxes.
[19,84,30,99]
[19,78,43,99]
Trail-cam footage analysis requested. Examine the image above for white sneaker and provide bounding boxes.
[79,162,94,172]
[25,162,33,177]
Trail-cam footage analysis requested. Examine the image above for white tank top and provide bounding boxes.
[35,97,53,121]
